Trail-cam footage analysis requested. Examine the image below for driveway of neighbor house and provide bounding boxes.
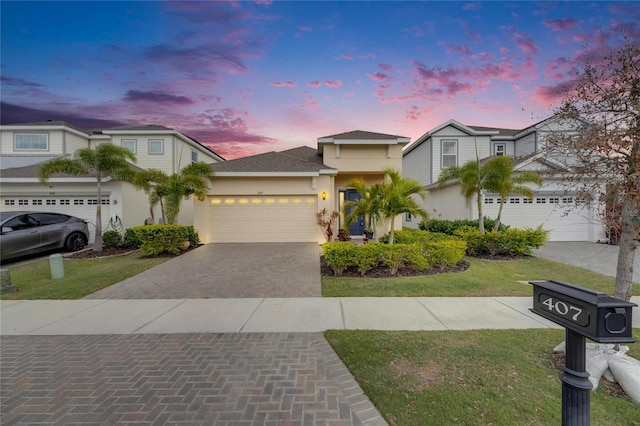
[85,243,322,299]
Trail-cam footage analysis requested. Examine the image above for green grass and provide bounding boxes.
[322,256,640,297]
[0,251,169,299]
[326,328,640,426]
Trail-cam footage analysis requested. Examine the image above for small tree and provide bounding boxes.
[546,39,639,301]
[379,168,428,244]
[437,159,487,233]
[483,156,543,231]
[135,162,213,224]
[38,144,137,252]
[344,180,384,233]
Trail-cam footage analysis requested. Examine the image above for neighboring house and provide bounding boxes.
[0,121,224,241]
[193,130,409,243]
[402,117,606,242]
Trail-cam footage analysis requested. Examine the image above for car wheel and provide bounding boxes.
[65,233,87,252]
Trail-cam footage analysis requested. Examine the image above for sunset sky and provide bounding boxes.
[2,1,639,159]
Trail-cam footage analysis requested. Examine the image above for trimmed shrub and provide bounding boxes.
[423,240,467,271]
[132,224,198,256]
[184,226,200,248]
[420,218,509,235]
[456,226,548,257]
[378,228,455,244]
[380,243,427,275]
[323,242,358,276]
[122,228,141,248]
[102,230,122,248]
[356,243,385,276]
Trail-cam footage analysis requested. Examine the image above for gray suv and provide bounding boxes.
[0,211,90,261]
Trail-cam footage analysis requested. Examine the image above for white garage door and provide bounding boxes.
[1,195,110,243]
[208,195,318,243]
[483,195,593,241]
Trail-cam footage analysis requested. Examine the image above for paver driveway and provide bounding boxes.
[86,243,322,299]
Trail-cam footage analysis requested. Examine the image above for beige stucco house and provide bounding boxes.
[194,130,410,243]
[0,121,224,242]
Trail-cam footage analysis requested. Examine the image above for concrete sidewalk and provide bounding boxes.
[3,296,639,336]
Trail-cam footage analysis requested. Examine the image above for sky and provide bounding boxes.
[2,1,639,159]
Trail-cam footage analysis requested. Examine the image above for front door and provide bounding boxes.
[344,189,364,236]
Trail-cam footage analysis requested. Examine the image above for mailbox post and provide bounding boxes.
[530,280,636,426]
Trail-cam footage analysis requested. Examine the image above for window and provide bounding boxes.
[32,213,68,226]
[149,139,164,154]
[122,139,136,153]
[74,199,84,205]
[549,197,560,204]
[484,198,494,204]
[60,199,70,205]
[494,143,506,156]
[191,150,198,163]
[536,198,546,204]
[88,199,98,205]
[405,213,412,222]
[441,139,457,168]
[523,198,532,204]
[509,198,520,204]
[562,197,573,204]
[18,200,28,206]
[15,134,48,150]
[4,200,15,206]
[496,198,502,204]
[46,199,56,205]
[32,199,42,205]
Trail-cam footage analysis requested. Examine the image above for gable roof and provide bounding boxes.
[319,130,410,140]
[0,157,145,181]
[210,146,336,176]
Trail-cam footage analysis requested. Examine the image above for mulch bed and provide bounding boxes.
[320,256,470,278]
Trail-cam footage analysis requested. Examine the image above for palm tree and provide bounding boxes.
[343,179,384,234]
[437,159,487,233]
[135,162,213,224]
[483,156,543,230]
[38,144,137,252]
[380,168,428,244]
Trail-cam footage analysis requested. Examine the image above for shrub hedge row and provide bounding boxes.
[420,218,509,234]
[130,225,200,255]
[455,226,548,257]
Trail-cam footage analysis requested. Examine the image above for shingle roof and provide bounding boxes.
[2,121,93,135]
[319,130,409,140]
[210,146,332,173]
[101,124,174,132]
[467,125,520,137]
[0,159,145,179]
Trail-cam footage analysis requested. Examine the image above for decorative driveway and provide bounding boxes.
[85,243,322,299]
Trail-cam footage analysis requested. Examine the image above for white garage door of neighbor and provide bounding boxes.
[1,196,111,243]
[483,195,591,241]
[209,195,318,243]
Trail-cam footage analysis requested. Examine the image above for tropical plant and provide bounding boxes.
[343,180,384,233]
[135,162,213,225]
[379,168,428,244]
[38,144,137,252]
[316,208,340,242]
[437,159,487,233]
[482,156,543,230]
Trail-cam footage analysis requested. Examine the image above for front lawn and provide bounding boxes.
[0,251,169,299]
[322,256,640,297]
[326,328,640,425]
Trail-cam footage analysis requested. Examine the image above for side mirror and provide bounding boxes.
[1,226,14,234]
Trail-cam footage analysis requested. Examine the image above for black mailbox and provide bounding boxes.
[531,280,637,343]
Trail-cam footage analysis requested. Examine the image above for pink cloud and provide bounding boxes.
[308,81,321,88]
[544,18,578,32]
[502,26,539,55]
[272,81,297,88]
[341,54,354,60]
[324,80,342,88]
[367,72,391,82]
[405,105,420,121]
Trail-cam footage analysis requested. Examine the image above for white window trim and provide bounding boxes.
[494,143,506,156]
[14,133,49,151]
[122,139,137,153]
[191,150,198,163]
[441,139,458,169]
[148,139,164,155]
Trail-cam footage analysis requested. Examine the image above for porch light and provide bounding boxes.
[321,191,327,200]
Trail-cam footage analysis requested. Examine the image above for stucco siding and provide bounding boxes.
[323,145,403,172]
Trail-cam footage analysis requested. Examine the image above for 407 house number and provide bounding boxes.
[540,294,589,327]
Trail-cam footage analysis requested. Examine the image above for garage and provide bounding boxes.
[483,194,602,242]
[207,195,318,243]
[1,195,111,242]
